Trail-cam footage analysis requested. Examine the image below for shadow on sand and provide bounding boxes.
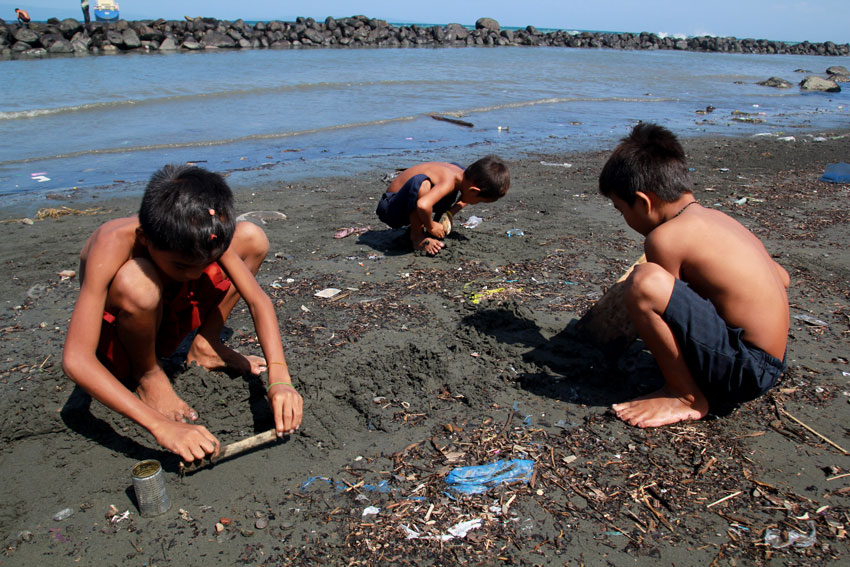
[461,304,663,409]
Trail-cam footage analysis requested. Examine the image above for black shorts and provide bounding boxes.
[662,279,785,411]
[376,174,429,229]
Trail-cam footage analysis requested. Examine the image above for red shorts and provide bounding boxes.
[97,263,232,378]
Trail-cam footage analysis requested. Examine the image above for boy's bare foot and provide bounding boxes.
[612,387,708,428]
[188,333,267,376]
[136,368,198,423]
[413,236,445,255]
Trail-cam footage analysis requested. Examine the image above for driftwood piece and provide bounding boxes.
[429,114,474,128]
[179,429,279,474]
[576,254,646,354]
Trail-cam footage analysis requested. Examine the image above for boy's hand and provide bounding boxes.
[151,420,220,463]
[267,384,303,436]
[428,220,446,239]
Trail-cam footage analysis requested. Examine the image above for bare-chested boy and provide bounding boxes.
[62,164,302,462]
[376,156,510,255]
[598,123,789,427]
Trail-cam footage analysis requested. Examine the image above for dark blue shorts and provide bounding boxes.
[662,279,785,411]
[376,174,429,229]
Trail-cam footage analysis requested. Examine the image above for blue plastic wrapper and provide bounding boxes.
[820,162,850,183]
[445,459,534,494]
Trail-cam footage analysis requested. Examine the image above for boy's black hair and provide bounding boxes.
[464,155,510,199]
[598,123,692,205]
[138,164,236,261]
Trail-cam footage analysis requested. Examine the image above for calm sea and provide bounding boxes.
[1,46,848,211]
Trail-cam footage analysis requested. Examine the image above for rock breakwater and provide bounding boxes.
[2,15,848,59]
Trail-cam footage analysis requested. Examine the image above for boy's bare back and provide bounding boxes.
[645,205,789,359]
[386,162,463,196]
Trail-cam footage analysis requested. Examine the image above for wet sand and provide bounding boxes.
[1,131,849,565]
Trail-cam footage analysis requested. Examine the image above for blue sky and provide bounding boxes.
[5,1,849,44]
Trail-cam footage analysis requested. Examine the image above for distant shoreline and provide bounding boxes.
[2,15,848,60]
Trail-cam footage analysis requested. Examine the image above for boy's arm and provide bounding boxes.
[415,177,456,239]
[62,235,219,462]
[219,249,302,437]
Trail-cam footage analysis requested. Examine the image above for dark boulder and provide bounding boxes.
[106,29,124,46]
[445,23,468,40]
[202,30,236,47]
[757,76,793,88]
[13,27,39,45]
[122,28,141,48]
[48,38,74,53]
[158,36,178,50]
[71,38,89,54]
[800,76,840,92]
[302,27,325,44]
[475,17,500,32]
[58,18,83,37]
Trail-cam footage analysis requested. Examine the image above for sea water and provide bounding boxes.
[1,46,848,209]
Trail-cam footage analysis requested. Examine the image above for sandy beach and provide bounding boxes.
[0,130,848,566]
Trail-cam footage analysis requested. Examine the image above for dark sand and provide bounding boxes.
[1,132,848,566]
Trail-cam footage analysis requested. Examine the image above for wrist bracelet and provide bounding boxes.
[267,381,293,393]
[269,361,288,367]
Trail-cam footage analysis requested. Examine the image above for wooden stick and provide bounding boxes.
[179,429,279,474]
[780,408,850,455]
[706,491,742,509]
[429,114,474,128]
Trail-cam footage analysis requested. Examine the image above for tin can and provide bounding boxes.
[131,460,171,517]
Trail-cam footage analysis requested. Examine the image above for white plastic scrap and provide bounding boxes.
[362,506,380,517]
[314,288,342,298]
[402,518,484,541]
[764,521,816,548]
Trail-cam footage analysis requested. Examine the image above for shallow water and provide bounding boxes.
[1,46,848,208]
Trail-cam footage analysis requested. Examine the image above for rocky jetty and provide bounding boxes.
[2,15,848,59]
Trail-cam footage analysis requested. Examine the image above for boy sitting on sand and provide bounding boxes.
[62,165,302,462]
[598,123,789,427]
[377,156,510,255]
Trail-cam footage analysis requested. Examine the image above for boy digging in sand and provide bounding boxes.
[598,123,789,427]
[62,165,302,462]
[377,156,510,255]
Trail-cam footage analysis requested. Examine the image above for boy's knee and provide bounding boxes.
[111,259,163,314]
[234,221,270,258]
[625,263,674,310]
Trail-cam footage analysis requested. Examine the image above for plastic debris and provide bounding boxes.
[58,269,76,280]
[793,313,828,327]
[31,172,50,183]
[235,211,286,224]
[777,136,796,142]
[314,288,342,298]
[445,459,534,494]
[362,506,380,517]
[470,287,507,304]
[52,508,74,521]
[403,518,483,541]
[506,229,524,237]
[334,226,370,239]
[462,215,483,229]
[540,161,572,167]
[448,518,483,538]
[820,162,850,183]
[764,521,817,548]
